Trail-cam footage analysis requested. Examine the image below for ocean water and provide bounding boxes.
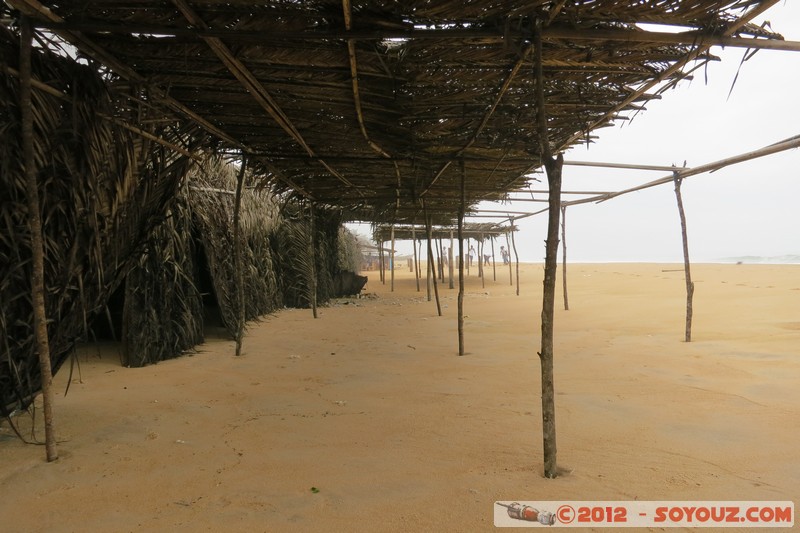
[517,255,800,264]
[715,255,800,265]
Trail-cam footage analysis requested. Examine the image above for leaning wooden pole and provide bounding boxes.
[20,16,57,462]
[457,160,466,355]
[561,205,569,311]
[424,207,442,316]
[233,155,248,353]
[535,21,563,479]
[412,225,420,292]
[673,171,694,342]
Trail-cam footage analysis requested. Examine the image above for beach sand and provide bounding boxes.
[1,262,798,532]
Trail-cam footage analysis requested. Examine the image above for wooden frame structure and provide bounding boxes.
[3,0,795,473]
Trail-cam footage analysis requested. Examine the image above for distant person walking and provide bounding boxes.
[468,245,475,267]
[500,245,510,265]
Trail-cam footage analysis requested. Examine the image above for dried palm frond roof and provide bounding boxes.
[4,0,788,226]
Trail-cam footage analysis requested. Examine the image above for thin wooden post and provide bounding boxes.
[233,155,248,352]
[422,198,442,316]
[378,240,384,284]
[20,16,58,462]
[418,238,424,292]
[390,225,395,292]
[535,20,562,479]
[448,230,454,289]
[425,209,442,316]
[412,226,420,292]
[491,236,497,281]
[509,219,520,296]
[308,203,318,319]
[425,235,432,301]
[505,230,513,286]
[465,238,470,276]
[561,205,569,311]
[457,160,466,355]
[436,237,444,282]
[479,233,485,289]
[673,171,694,342]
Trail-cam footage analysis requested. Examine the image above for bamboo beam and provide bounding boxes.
[20,15,57,463]
[563,160,690,172]
[171,0,362,196]
[421,43,532,197]
[8,0,243,146]
[342,0,392,160]
[31,21,800,52]
[568,134,800,206]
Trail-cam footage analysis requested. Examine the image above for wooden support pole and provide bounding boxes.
[673,171,694,342]
[457,160,466,355]
[390,224,395,292]
[425,209,442,317]
[535,20,563,479]
[509,218,520,296]
[465,238,470,276]
[418,238,424,292]
[561,205,569,311]
[491,236,497,281]
[425,237,432,302]
[20,16,57,462]
[505,231,513,286]
[412,226,420,292]
[233,156,248,353]
[378,240,384,283]
[308,203,319,319]
[448,230,455,290]
[436,237,444,282]
[479,234,485,289]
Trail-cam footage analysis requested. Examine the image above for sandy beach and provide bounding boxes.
[1,262,798,532]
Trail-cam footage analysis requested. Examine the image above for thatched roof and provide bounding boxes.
[373,222,512,242]
[4,0,786,226]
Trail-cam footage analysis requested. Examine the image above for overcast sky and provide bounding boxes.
[352,2,800,263]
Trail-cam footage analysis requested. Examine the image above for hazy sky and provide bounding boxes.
[352,2,800,263]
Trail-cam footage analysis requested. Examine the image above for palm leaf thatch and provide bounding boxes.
[271,203,340,309]
[186,156,282,340]
[0,27,196,414]
[121,181,204,367]
[337,227,362,274]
